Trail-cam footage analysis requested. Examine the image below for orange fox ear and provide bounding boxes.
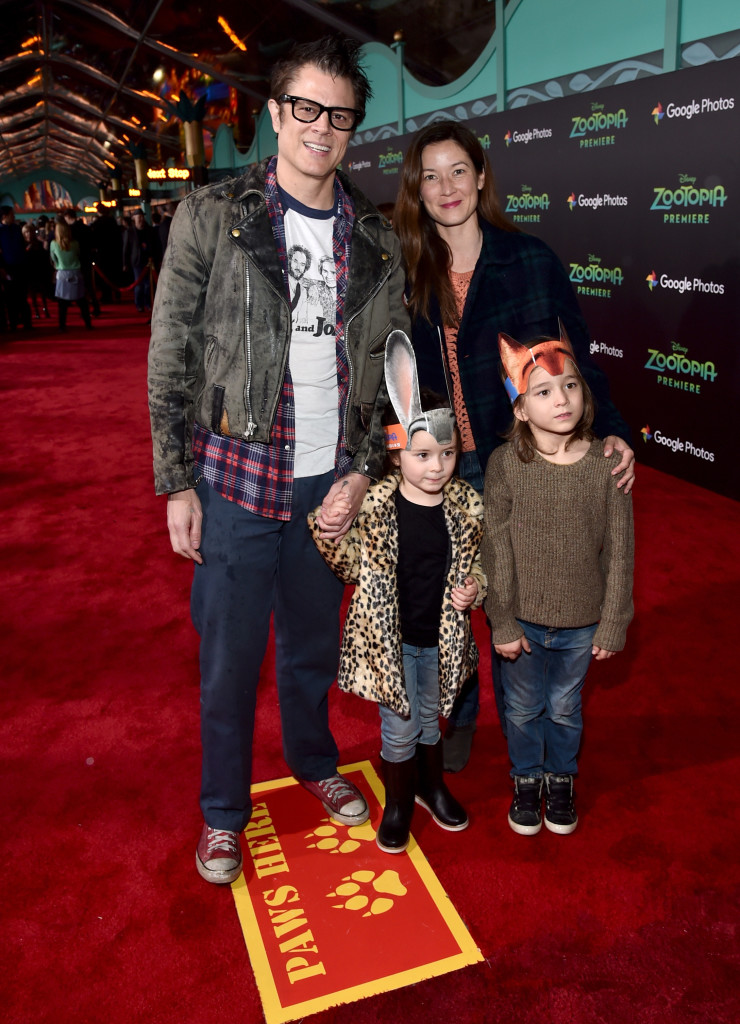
[499,327,578,403]
[499,332,538,402]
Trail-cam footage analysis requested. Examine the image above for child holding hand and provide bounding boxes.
[482,328,633,836]
[310,331,486,853]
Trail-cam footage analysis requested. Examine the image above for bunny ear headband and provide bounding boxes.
[383,330,456,450]
[499,321,578,404]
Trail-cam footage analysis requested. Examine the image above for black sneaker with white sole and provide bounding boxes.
[508,775,543,835]
[544,773,578,834]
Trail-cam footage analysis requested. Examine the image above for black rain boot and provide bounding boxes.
[377,755,417,854]
[415,739,469,831]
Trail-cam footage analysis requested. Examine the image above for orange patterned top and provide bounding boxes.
[443,269,475,452]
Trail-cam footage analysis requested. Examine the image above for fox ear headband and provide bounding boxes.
[499,323,578,404]
[383,330,456,450]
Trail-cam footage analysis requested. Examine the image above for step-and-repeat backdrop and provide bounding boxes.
[346,59,739,501]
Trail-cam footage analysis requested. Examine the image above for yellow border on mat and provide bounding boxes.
[231,760,483,1024]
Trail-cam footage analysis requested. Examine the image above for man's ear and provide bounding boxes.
[268,98,282,134]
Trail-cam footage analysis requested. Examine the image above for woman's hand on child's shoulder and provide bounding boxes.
[451,576,478,612]
[494,635,531,660]
[603,435,635,494]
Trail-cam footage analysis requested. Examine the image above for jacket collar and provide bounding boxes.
[361,472,484,520]
[223,157,380,223]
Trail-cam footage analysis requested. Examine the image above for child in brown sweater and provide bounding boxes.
[482,328,634,835]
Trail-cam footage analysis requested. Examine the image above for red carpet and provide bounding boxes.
[2,305,739,1024]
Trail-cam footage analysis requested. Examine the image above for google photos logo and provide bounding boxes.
[651,102,664,125]
[567,192,577,211]
[504,131,513,147]
[646,270,658,290]
[641,425,653,442]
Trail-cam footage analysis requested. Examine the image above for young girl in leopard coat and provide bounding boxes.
[309,331,486,854]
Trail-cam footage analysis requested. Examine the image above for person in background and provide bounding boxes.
[122,208,160,312]
[50,217,92,331]
[0,207,32,331]
[394,120,635,772]
[157,201,178,254]
[64,209,101,317]
[90,203,124,302]
[22,221,51,319]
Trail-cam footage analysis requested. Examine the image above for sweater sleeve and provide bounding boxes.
[592,474,634,652]
[481,450,523,644]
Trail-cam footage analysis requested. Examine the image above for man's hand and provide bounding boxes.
[602,435,635,494]
[316,474,370,541]
[167,488,203,563]
[494,635,531,661]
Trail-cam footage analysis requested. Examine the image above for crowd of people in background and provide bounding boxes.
[0,200,177,334]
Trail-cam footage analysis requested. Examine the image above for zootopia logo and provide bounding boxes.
[570,108,628,137]
[645,348,717,381]
[569,261,624,286]
[650,183,727,211]
[505,191,550,212]
[378,150,403,169]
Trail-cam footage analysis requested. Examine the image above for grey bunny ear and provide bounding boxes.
[384,330,422,437]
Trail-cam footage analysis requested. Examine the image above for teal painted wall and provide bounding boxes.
[682,0,740,41]
[505,1,665,88]
[3,0,739,196]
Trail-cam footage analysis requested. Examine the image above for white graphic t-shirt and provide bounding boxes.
[282,190,338,479]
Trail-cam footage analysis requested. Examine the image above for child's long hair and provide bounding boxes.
[395,121,519,328]
[382,387,459,477]
[504,352,596,463]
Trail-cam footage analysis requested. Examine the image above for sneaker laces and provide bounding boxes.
[206,828,239,856]
[317,776,355,805]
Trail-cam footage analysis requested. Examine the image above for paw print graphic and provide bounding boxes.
[327,869,408,917]
[305,817,376,854]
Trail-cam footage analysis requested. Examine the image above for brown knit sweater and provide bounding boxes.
[482,439,634,652]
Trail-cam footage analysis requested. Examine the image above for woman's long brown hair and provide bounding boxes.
[395,121,519,327]
[54,218,73,252]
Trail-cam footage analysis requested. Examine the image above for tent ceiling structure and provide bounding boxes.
[0,0,497,186]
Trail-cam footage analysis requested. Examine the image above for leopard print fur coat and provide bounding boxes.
[308,472,487,718]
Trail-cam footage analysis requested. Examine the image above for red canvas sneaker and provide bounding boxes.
[299,774,369,826]
[195,823,243,884]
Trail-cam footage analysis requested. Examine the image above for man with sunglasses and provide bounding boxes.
[148,36,408,884]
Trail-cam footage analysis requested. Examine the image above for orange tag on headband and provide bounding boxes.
[384,423,408,450]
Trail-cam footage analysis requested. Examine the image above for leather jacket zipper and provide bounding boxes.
[244,262,257,438]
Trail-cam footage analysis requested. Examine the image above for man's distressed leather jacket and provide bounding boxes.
[147,158,409,495]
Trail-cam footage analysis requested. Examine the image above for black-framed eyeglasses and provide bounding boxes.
[278,94,361,131]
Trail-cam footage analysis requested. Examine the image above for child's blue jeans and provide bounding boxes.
[379,644,441,762]
[500,620,597,777]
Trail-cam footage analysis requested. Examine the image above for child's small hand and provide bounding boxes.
[451,576,478,611]
[592,645,616,660]
[494,636,531,661]
[319,494,352,527]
